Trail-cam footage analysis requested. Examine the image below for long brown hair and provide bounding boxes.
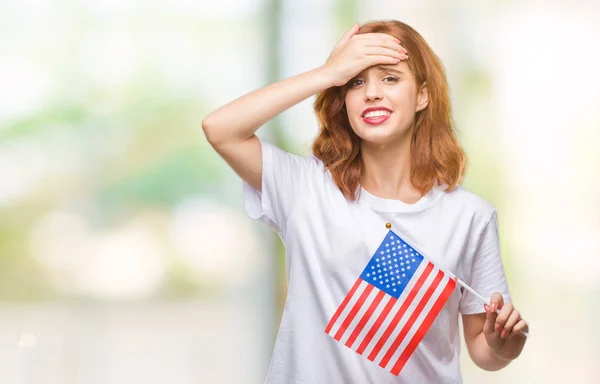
[312,20,466,200]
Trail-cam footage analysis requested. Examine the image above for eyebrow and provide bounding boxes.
[375,65,405,75]
[350,65,406,82]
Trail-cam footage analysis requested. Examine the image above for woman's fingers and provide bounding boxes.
[483,303,498,334]
[361,36,405,53]
[484,292,504,334]
[364,47,408,59]
[335,23,360,48]
[494,302,513,332]
[500,309,520,338]
[347,35,409,72]
[357,32,402,45]
[509,319,529,337]
[489,292,504,313]
[482,292,529,351]
[354,33,405,50]
[364,55,404,67]
[324,30,408,86]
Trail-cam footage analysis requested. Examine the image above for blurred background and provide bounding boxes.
[0,0,598,383]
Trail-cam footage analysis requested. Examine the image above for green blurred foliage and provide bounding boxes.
[0,84,228,300]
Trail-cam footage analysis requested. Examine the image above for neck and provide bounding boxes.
[359,131,423,203]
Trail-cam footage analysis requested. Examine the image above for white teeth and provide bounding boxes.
[364,110,391,118]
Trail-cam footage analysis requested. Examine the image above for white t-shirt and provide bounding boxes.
[243,140,511,384]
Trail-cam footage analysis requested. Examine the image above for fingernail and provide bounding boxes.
[491,303,496,312]
[501,329,508,338]
[484,304,490,312]
[495,323,501,332]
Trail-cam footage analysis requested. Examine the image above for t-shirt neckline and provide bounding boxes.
[358,184,445,213]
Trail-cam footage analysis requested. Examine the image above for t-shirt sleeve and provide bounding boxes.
[458,211,512,314]
[242,139,312,235]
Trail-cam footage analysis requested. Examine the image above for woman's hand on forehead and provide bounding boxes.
[321,26,408,87]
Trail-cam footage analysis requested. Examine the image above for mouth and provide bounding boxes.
[361,108,392,126]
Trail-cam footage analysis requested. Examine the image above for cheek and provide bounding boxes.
[344,96,355,115]
[391,86,416,102]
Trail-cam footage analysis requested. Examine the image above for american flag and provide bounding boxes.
[325,230,457,376]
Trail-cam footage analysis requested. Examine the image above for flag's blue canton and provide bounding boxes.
[359,230,424,299]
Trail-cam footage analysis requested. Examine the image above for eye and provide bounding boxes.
[383,76,399,83]
[348,79,364,88]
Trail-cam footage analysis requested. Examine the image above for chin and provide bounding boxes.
[354,125,394,140]
[357,133,395,146]
[359,129,413,148]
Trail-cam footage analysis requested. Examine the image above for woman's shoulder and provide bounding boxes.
[262,140,323,171]
[442,184,497,218]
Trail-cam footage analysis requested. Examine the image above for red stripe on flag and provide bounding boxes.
[345,290,386,349]
[355,296,396,354]
[366,262,435,361]
[390,278,456,375]
[334,283,374,341]
[325,279,362,334]
[379,269,445,367]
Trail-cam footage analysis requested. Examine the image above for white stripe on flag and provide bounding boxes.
[326,280,370,337]
[338,285,381,345]
[326,260,432,356]
[363,262,437,360]
[379,268,451,370]
[340,283,391,348]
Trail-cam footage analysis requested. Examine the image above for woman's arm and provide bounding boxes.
[201,24,407,191]
[202,67,332,148]
[462,292,528,371]
[201,67,334,192]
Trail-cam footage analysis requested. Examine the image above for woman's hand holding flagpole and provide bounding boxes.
[455,278,529,338]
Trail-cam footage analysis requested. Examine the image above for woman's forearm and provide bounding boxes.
[202,66,334,146]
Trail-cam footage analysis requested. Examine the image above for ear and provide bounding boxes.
[416,82,429,112]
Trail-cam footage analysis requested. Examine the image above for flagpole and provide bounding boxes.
[454,277,529,338]
[383,223,528,339]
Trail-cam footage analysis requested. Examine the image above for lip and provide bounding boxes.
[361,107,393,126]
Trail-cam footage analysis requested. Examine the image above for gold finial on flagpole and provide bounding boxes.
[385,222,392,229]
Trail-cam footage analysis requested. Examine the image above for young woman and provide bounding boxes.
[202,19,528,383]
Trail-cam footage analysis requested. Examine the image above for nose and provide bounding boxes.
[364,80,382,102]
